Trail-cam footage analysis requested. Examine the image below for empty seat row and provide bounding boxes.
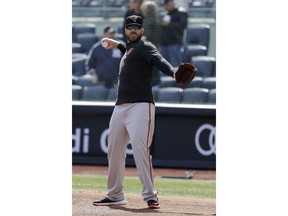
[185,24,210,47]
[72,23,96,42]
[72,23,99,54]
[185,55,216,77]
[72,55,216,78]
[72,74,216,92]
[183,24,210,57]
[73,85,117,101]
[72,51,216,78]
[72,53,88,76]
[73,85,216,105]
[153,87,215,104]
[159,76,216,89]
[159,55,216,78]
[73,74,215,89]
[181,45,207,62]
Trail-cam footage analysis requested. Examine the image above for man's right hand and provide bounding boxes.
[101,37,120,49]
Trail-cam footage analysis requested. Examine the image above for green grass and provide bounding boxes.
[73,174,215,199]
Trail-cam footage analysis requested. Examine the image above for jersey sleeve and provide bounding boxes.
[141,42,175,77]
[151,55,175,77]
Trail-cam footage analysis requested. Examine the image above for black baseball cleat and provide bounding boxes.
[147,200,160,209]
[93,197,128,206]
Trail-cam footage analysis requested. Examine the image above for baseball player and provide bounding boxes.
[93,15,178,209]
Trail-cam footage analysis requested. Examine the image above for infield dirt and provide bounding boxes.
[72,165,216,216]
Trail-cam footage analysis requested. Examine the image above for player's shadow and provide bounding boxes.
[109,206,160,213]
[109,206,204,215]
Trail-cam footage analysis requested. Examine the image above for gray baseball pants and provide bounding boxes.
[106,102,158,201]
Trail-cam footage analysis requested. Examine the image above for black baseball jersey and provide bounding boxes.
[116,40,175,105]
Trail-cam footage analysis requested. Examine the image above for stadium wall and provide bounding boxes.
[72,101,216,169]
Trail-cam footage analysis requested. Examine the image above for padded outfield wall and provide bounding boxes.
[72,101,216,169]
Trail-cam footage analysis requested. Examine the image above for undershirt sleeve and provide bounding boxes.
[117,43,126,55]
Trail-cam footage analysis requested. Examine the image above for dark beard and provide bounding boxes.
[126,32,143,42]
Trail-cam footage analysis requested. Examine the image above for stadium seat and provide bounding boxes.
[181,45,208,62]
[212,65,216,77]
[159,76,178,88]
[188,0,216,18]
[181,87,209,104]
[72,53,88,59]
[185,76,203,88]
[72,75,78,85]
[74,74,94,86]
[207,88,216,104]
[156,87,183,103]
[106,87,118,101]
[72,0,82,7]
[191,56,216,77]
[114,25,124,41]
[152,86,159,101]
[202,77,216,89]
[117,25,124,35]
[72,23,96,43]
[72,85,82,100]
[81,85,109,101]
[72,53,88,76]
[72,43,82,53]
[76,33,99,54]
[184,24,210,51]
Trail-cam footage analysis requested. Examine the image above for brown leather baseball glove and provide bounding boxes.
[175,62,197,87]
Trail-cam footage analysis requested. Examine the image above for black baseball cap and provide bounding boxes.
[125,15,143,27]
[164,0,173,4]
